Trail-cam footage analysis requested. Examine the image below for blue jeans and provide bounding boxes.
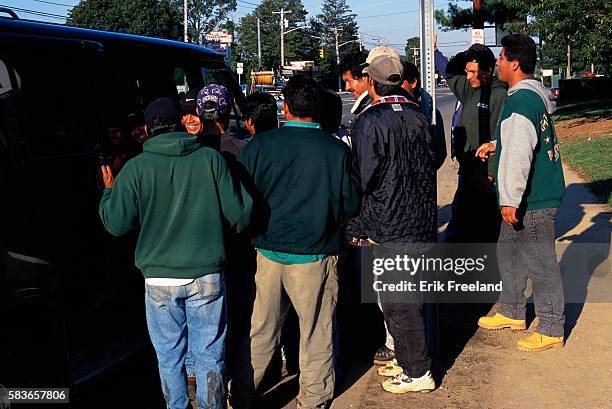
[498,208,565,337]
[145,273,227,409]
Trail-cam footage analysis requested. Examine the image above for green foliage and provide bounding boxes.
[67,0,183,40]
[435,0,612,73]
[405,36,419,63]
[434,0,524,32]
[187,0,237,44]
[561,132,612,206]
[309,0,360,72]
[236,0,310,78]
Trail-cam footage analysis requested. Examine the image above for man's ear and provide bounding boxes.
[511,60,520,72]
[144,125,149,137]
[282,100,289,116]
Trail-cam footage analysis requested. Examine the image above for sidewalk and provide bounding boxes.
[271,100,611,409]
[331,98,611,407]
[328,162,611,409]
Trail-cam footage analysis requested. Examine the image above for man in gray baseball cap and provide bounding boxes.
[347,51,437,395]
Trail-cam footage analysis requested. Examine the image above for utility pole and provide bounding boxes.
[419,0,436,125]
[471,0,484,44]
[183,0,188,42]
[357,33,363,52]
[566,43,571,79]
[333,27,342,92]
[257,18,262,68]
[273,8,291,68]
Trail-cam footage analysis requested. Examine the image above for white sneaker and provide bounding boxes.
[381,371,435,394]
[377,359,404,377]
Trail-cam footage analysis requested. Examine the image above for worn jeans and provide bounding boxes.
[231,252,338,409]
[498,208,565,337]
[145,273,227,409]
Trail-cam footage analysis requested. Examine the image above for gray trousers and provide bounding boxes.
[498,208,565,337]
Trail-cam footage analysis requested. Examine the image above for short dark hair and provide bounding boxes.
[402,61,420,84]
[501,34,537,74]
[338,50,369,79]
[245,92,278,134]
[282,75,321,118]
[373,79,404,97]
[318,88,342,134]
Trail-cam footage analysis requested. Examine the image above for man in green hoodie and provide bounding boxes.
[476,34,565,352]
[99,98,252,409]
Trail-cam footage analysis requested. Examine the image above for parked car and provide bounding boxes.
[0,8,247,387]
[549,86,560,100]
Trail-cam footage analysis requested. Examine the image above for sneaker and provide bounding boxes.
[478,313,526,331]
[381,371,436,394]
[517,332,564,352]
[377,359,404,377]
[373,346,395,365]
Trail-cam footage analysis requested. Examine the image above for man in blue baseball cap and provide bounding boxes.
[197,84,245,155]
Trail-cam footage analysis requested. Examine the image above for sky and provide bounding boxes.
[1,0,478,57]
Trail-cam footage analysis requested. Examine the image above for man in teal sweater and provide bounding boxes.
[231,76,360,409]
[99,98,252,408]
[476,34,565,352]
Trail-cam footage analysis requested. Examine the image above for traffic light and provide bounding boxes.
[319,48,324,58]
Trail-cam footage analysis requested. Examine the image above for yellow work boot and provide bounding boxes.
[478,313,526,331]
[517,332,564,352]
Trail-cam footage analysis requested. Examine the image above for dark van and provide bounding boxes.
[0,9,247,388]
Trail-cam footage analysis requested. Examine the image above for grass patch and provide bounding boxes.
[560,133,612,206]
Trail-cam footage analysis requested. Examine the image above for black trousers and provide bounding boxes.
[379,292,431,378]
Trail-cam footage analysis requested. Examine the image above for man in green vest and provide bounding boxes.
[476,34,565,352]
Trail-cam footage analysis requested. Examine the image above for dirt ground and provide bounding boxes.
[555,113,612,142]
[328,99,612,409]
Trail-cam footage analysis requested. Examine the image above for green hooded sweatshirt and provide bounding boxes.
[99,132,252,279]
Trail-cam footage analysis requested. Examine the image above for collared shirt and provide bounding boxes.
[283,120,321,129]
[351,91,369,114]
[258,119,327,265]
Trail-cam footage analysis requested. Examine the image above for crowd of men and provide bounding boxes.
[98,33,566,409]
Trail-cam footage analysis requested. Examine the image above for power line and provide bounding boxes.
[31,0,73,7]
[358,10,418,19]
[0,4,66,19]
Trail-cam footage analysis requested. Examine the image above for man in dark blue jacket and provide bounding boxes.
[348,55,437,394]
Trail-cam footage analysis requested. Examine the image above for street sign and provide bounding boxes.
[471,29,485,45]
[542,69,554,77]
[237,62,244,68]
[237,67,244,75]
[204,30,233,44]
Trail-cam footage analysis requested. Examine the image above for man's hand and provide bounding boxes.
[434,33,437,50]
[475,142,496,161]
[101,165,115,189]
[501,206,519,225]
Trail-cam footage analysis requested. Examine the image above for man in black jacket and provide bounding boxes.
[348,55,436,394]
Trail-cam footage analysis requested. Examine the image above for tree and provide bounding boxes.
[309,0,360,73]
[187,0,237,44]
[67,0,183,40]
[435,0,612,73]
[405,36,420,64]
[236,0,310,76]
[434,0,524,32]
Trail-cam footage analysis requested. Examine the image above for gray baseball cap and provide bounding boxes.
[363,55,404,85]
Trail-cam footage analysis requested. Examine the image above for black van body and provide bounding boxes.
[0,13,246,387]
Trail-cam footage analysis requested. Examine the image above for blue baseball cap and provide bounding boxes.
[197,84,231,114]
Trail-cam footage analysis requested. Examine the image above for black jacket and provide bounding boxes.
[347,97,437,244]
